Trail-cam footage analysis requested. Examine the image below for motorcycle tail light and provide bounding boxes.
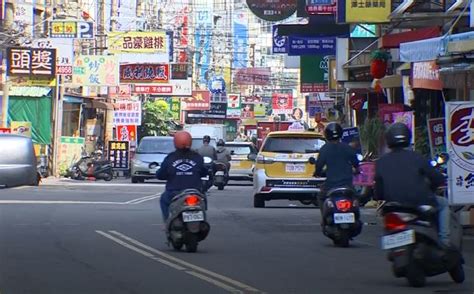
[384,212,410,231]
[335,199,352,212]
[184,195,200,206]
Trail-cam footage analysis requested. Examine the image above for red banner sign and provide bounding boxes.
[120,63,169,83]
[412,61,443,90]
[0,128,11,134]
[182,91,211,111]
[116,125,137,143]
[272,93,293,114]
[133,85,173,94]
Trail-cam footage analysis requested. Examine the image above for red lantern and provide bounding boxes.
[370,59,387,79]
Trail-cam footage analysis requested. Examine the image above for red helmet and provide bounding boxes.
[174,131,192,150]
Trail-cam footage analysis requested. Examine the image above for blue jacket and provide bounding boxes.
[156,149,208,192]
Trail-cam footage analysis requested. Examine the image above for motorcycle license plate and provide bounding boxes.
[382,230,415,250]
[182,211,204,222]
[215,171,225,176]
[333,213,355,224]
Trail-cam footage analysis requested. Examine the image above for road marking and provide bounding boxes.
[0,194,161,206]
[41,182,165,188]
[125,194,160,204]
[100,230,262,293]
[97,231,252,293]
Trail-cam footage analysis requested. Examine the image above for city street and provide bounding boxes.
[0,180,473,294]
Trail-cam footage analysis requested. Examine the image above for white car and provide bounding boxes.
[131,136,174,183]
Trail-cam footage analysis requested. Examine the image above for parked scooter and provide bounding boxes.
[166,189,210,252]
[69,149,113,181]
[380,202,464,287]
[213,161,228,190]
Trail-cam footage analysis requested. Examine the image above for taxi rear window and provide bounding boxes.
[262,137,326,154]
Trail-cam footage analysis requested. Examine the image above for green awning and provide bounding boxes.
[9,87,52,97]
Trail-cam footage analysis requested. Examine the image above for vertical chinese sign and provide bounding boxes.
[168,98,181,121]
[446,102,474,205]
[227,94,241,119]
[233,9,248,69]
[71,56,119,86]
[108,141,130,170]
[427,118,446,158]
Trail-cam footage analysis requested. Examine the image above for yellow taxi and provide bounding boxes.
[252,131,326,208]
[225,141,257,181]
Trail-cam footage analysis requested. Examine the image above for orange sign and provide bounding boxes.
[116,125,137,143]
[182,91,211,111]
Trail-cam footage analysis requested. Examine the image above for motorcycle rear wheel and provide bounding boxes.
[171,239,184,251]
[406,262,426,287]
[449,263,465,284]
[185,234,199,253]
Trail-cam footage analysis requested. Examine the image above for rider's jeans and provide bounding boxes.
[436,196,450,245]
[160,190,177,222]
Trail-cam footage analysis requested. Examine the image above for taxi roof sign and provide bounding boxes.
[288,121,305,132]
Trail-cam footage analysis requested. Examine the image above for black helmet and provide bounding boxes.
[324,122,343,141]
[217,139,225,147]
[385,122,411,149]
[203,135,211,143]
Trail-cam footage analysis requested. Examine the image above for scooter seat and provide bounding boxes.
[327,187,355,197]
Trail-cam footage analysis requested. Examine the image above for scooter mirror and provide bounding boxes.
[203,157,212,164]
[308,157,316,165]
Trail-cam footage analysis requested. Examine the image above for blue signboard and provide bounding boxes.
[341,127,362,154]
[288,36,336,56]
[233,10,248,69]
[272,26,288,54]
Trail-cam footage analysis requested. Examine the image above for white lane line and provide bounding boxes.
[41,182,165,187]
[108,230,261,293]
[0,200,121,205]
[125,194,160,204]
[96,230,245,293]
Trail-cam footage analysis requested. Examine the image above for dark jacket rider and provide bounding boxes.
[157,131,208,221]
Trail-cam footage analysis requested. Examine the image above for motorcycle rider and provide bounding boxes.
[216,139,232,174]
[374,123,450,247]
[156,131,208,222]
[314,123,360,224]
[197,135,217,160]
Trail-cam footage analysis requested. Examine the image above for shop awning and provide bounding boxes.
[9,87,52,97]
[85,99,114,110]
[64,95,83,104]
[400,37,444,62]
[446,31,474,54]
[380,27,441,49]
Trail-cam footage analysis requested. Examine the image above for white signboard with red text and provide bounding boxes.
[446,102,474,205]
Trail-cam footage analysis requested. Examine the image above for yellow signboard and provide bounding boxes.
[107,32,167,53]
[345,0,391,23]
[11,121,32,137]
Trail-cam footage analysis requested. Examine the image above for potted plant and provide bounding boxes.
[370,50,391,79]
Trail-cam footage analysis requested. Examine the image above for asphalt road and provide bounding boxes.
[0,179,473,294]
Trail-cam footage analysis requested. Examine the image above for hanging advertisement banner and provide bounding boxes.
[234,68,271,86]
[337,0,391,23]
[273,26,288,54]
[446,102,474,204]
[71,56,119,86]
[109,85,132,99]
[378,103,405,126]
[170,63,189,80]
[300,55,329,93]
[49,21,94,39]
[412,61,443,90]
[187,102,227,119]
[119,63,170,83]
[113,101,142,126]
[11,121,32,137]
[246,0,297,21]
[182,91,211,111]
[7,48,57,77]
[227,94,241,119]
[194,0,213,85]
[108,141,130,170]
[427,118,446,158]
[133,79,192,96]
[272,93,293,115]
[107,31,167,53]
[306,0,337,15]
[288,36,336,56]
[241,103,255,118]
[0,128,11,134]
[116,125,137,143]
[233,9,248,69]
